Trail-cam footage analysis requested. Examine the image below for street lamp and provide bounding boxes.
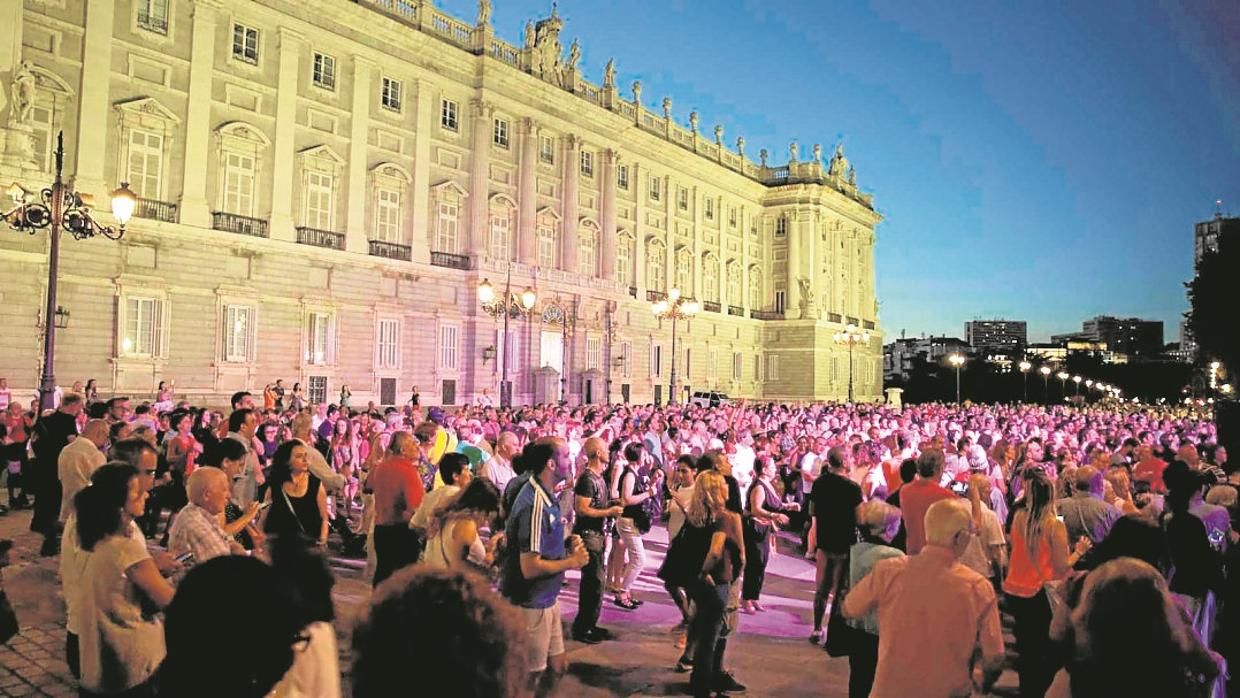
[2,132,134,413]
[1039,365,1052,402]
[1073,375,1082,396]
[651,288,698,405]
[477,267,536,408]
[1019,360,1032,403]
[833,323,871,403]
[1057,371,1069,398]
[948,353,966,404]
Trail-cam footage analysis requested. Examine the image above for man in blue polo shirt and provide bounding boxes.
[502,438,589,690]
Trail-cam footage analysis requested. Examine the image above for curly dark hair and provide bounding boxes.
[353,567,526,698]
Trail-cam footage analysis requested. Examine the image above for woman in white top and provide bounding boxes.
[75,463,175,696]
[422,478,502,571]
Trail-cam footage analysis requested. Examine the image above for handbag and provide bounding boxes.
[824,584,863,657]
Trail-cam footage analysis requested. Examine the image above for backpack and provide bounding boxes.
[657,519,714,587]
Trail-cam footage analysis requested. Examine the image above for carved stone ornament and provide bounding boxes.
[9,61,37,126]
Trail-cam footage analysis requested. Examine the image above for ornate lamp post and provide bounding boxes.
[1039,365,1052,403]
[651,288,698,405]
[948,353,966,404]
[1019,360,1032,403]
[3,132,135,413]
[477,266,536,408]
[833,323,870,403]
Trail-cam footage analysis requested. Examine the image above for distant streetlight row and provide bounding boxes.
[943,352,1123,404]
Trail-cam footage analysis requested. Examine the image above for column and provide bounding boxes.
[560,134,580,273]
[269,28,302,242]
[516,118,537,264]
[599,149,618,280]
[409,79,433,263]
[71,0,117,197]
[663,175,674,291]
[177,0,219,227]
[718,232,727,308]
[741,208,751,312]
[345,55,373,254]
[468,98,491,259]
[787,209,803,317]
[632,162,645,292]
[691,185,703,297]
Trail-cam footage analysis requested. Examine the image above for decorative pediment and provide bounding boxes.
[215,121,270,147]
[114,96,181,124]
[535,206,561,221]
[578,216,600,231]
[431,180,469,198]
[31,66,74,98]
[371,161,412,183]
[489,192,517,209]
[298,144,346,165]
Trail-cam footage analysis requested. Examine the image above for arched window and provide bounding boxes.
[702,255,719,303]
[646,239,666,292]
[726,261,742,306]
[748,266,763,309]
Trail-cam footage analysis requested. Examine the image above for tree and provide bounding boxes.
[1187,233,1240,382]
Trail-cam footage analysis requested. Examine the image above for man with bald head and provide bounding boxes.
[571,437,625,643]
[479,430,519,492]
[168,467,246,563]
[58,418,108,522]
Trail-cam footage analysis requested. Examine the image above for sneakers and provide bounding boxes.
[571,626,615,644]
[674,657,693,673]
[714,671,747,695]
[809,629,823,645]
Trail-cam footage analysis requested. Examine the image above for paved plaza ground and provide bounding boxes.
[0,509,1020,697]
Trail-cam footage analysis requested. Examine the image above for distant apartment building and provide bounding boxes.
[964,319,1026,357]
[1194,210,1239,265]
[1081,316,1164,358]
[884,336,970,382]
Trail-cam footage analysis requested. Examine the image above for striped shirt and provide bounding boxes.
[501,477,565,609]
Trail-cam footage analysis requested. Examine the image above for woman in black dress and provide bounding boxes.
[742,456,798,612]
[261,441,328,548]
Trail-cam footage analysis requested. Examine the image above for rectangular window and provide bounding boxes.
[31,104,54,173]
[308,376,327,405]
[539,135,555,164]
[651,344,663,378]
[586,338,602,371]
[222,304,255,363]
[493,118,509,148]
[436,201,459,253]
[312,52,336,90]
[122,297,165,357]
[616,242,631,286]
[439,324,459,371]
[377,318,400,369]
[440,98,458,131]
[768,355,779,381]
[677,187,688,211]
[232,24,259,64]
[617,164,629,190]
[732,352,743,381]
[580,150,594,177]
[707,347,718,380]
[536,225,556,268]
[127,130,163,201]
[306,311,334,365]
[441,379,457,406]
[649,176,661,201]
[222,151,256,216]
[489,213,511,260]
[774,290,786,315]
[729,207,737,227]
[136,0,169,35]
[381,77,402,112]
[620,341,632,379]
[775,217,788,237]
[684,347,691,380]
[705,198,714,220]
[375,188,401,242]
[304,171,334,230]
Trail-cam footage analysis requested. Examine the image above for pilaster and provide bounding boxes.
[345,55,373,254]
[72,0,117,197]
[178,0,220,228]
[741,208,751,312]
[468,98,492,258]
[560,133,580,273]
[664,174,674,291]
[516,117,537,264]
[269,27,302,242]
[632,162,645,292]
[691,185,702,297]
[409,79,433,263]
[787,209,803,318]
[599,149,617,280]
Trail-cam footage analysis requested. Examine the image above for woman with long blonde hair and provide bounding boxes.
[1003,468,1090,698]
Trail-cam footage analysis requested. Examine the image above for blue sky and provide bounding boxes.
[438,0,1240,342]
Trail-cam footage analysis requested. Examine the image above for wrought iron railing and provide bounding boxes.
[212,212,268,238]
[728,305,745,317]
[430,251,471,269]
[828,312,843,323]
[751,309,783,321]
[863,319,876,330]
[646,289,666,302]
[296,226,345,251]
[703,301,721,313]
[137,11,168,34]
[368,240,412,261]
[135,198,178,223]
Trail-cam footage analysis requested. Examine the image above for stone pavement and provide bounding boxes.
[0,508,1018,697]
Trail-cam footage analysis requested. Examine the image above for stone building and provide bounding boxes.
[0,0,882,407]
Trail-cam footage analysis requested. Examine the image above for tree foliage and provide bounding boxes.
[1187,233,1240,377]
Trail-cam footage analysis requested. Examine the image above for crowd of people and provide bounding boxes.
[0,377,1236,697]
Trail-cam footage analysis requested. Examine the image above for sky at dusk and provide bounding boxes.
[439,0,1240,342]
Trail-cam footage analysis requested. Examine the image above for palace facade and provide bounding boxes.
[0,0,882,407]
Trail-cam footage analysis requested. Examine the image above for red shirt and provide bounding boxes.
[1133,457,1168,493]
[899,478,955,554]
[367,455,425,526]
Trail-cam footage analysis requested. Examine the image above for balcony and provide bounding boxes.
[430,251,472,270]
[728,305,745,317]
[703,301,721,313]
[137,11,168,35]
[628,286,638,299]
[369,240,412,261]
[828,312,843,323]
[863,319,876,330]
[646,289,666,302]
[295,226,345,251]
[135,198,178,223]
[212,212,268,238]
[751,309,784,321]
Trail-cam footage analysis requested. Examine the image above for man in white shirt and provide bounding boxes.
[168,467,247,563]
[480,431,519,492]
[58,419,108,522]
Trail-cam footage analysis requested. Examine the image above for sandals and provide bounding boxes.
[613,596,641,610]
